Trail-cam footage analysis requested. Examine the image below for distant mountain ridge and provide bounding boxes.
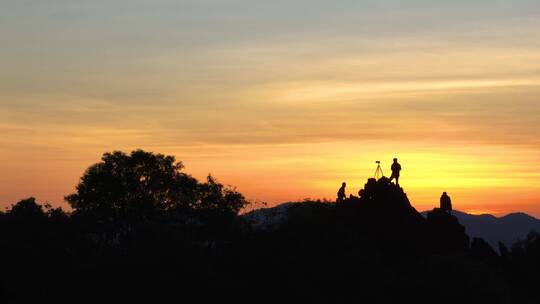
[245,203,540,250]
[243,202,295,230]
[422,210,540,249]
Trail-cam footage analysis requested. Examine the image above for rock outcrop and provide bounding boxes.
[245,177,471,256]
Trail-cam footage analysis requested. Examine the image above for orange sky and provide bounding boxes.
[1,1,539,216]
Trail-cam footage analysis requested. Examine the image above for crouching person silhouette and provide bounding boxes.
[337,182,346,204]
[389,158,401,185]
[440,192,452,213]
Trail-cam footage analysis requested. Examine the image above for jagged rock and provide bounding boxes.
[470,237,499,266]
[334,177,430,256]
[426,208,470,253]
[245,178,473,257]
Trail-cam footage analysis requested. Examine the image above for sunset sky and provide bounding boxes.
[1,0,540,216]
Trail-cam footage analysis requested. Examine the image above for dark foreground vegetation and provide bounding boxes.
[1,150,539,303]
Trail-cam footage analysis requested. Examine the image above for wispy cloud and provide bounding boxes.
[1,0,540,215]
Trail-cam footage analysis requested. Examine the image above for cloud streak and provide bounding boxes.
[1,0,539,215]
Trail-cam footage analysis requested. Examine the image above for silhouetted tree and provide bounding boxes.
[65,150,247,221]
[45,204,69,221]
[195,175,246,214]
[7,197,46,221]
[66,150,192,219]
[501,231,540,301]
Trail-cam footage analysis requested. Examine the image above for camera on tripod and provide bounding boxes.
[374,161,384,179]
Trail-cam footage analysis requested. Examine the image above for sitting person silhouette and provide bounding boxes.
[389,158,401,185]
[337,182,347,204]
[440,192,452,213]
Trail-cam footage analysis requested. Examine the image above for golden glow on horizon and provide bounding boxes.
[1,1,540,216]
[464,209,500,216]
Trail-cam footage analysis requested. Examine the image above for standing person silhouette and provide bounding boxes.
[389,158,401,185]
[337,182,347,204]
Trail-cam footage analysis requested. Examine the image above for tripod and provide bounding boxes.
[374,161,384,180]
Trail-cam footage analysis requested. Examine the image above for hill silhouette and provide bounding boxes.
[1,150,540,303]
[420,210,540,250]
[246,177,469,255]
[462,211,540,248]
[237,178,500,302]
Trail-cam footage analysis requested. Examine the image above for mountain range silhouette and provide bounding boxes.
[423,210,540,250]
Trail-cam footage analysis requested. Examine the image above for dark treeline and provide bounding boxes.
[0,150,539,303]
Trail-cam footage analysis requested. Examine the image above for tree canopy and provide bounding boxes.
[65,150,247,220]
